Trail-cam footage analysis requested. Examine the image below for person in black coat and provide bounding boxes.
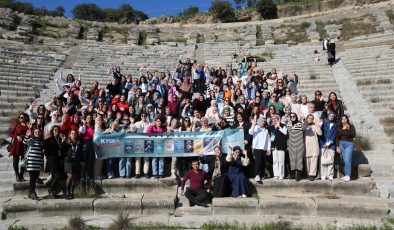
[43,125,65,199]
[268,114,288,180]
[62,129,83,200]
[327,38,336,67]
[200,146,230,197]
[231,112,253,177]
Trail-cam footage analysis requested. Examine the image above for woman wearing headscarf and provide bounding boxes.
[287,112,305,181]
[226,146,250,198]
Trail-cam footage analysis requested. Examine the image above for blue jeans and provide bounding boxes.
[106,158,114,177]
[119,158,132,177]
[152,157,164,176]
[339,141,354,177]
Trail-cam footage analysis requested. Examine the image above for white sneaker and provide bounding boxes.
[255,175,261,182]
[241,194,247,198]
[342,176,350,182]
[321,177,326,181]
[328,176,333,181]
[273,176,279,179]
[171,173,177,179]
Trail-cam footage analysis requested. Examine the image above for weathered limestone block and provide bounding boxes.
[261,26,274,44]
[127,28,140,45]
[16,15,36,37]
[238,25,257,46]
[185,31,200,45]
[307,21,321,42]
[68,22,81,39]
[324,24,342,39]
[146,27,159,45]
[87,26,103,41]
[0,8,18,29]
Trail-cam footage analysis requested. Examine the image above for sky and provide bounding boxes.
[22,0,216,18]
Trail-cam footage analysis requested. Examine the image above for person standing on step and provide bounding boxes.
[23,127,44,200]
[63,129,83,200]
[269,114,287,180]
[134,112,150,179]
[319,112,337,181]
[180,159,211,207]
[249,117,271,183]
[146,116,167,179]
[287,113,305,181]
[304,114,323,181]
[9,113,29,182]
[43,125,65,199]
[336,115,356,182]
[327,38,336,67]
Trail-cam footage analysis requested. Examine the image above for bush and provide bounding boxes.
[209,0,236,23]
[255,0,278,19]
[108,212,130,230]
[72,3,105,21]
[179,6,199,19]
[355,136,371,151]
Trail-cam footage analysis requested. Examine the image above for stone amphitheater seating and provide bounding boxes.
[0,45,63,138]
[341,44,394,143]
[72,43,196,87]
[203,42,339,100]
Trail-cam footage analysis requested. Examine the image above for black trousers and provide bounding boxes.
[185,188,209,206]
[29,171,40,193]
[82,140,95,179]
[253,149,267,178]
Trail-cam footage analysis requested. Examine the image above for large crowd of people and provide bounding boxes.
[8,55,356,204]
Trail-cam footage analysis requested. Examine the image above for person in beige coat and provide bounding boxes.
[304,114,322,181]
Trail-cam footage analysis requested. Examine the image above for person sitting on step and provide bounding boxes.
[180,159,211,207]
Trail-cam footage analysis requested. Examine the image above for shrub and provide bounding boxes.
[8,226,28,230]
[66,213,85,230]
[209,0,236,23]
[255,0,278,19]
[355,136,372,151]
[108,212,130,230]
[179,6,199,19]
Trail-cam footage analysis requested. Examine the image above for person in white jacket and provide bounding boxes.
[249,117,271,183]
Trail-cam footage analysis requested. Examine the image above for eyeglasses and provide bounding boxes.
[272,95,277,98]
[53,114,59,117]
[19,116,24,119]
[278,81,283,84]
[290,116,296,118]
[37,117,44,119]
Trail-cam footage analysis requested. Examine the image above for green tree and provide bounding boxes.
[103,8,120,22]
[72,3,105,21]
[209,0,235,23]
[255,0,277,19]
[0,0,15,8]
[52,6,65,17]
[133,10,148,22]
[179,6,199,19]
[12,2,34,14]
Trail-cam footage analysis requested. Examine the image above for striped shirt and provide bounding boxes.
[23,137,44,172]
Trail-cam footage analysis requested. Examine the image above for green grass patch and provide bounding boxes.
[36,17,69,29]
[355,136,372,151]
[138,30,147,45]
[386,10,394,24]
[8,226,28,230]
[316,21,328,40]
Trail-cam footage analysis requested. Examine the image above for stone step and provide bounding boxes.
[3,193,175,218]
[0,162,12,171]
[211,195,388,219]
[0,213,388,230]
[0,188,14,198]
[13,177,178,197]
[250,178,379,197]
[0,171,15,180]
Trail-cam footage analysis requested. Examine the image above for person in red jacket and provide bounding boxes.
[9,113,29,182]
[180,159,211,207]
[60,114,80,136]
